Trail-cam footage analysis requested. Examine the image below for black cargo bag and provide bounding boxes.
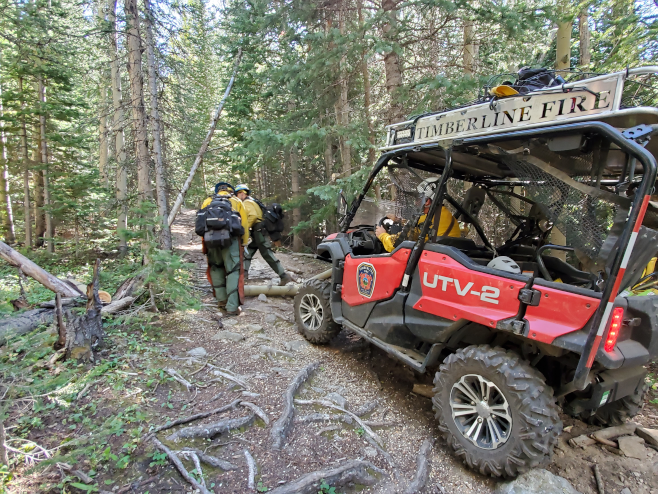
[196,195,245,247]
[513,68,565,94]
[263,203,285,242]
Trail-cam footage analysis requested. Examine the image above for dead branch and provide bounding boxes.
[55,294,65,348]
[166,414,254,441]
[151,437,211,494]
[0,240,82,297]
[112,273,146,300]
[270,361,320,450]
[207,365,248,388]
[0,422,7,466]
[240,401,269,425]
[166,368,193,391]
[295,399,383,447]
[403,438,435,494]
[593,464,604,494]
[268,459,386,494]
[260,345,294,359]
[101,296,137,314]
[179,448,237,471]
[0,308,55,346]
[244,449,256,490]
[151,398,240,433]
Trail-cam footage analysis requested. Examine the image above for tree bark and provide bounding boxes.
[358,0,375,167]
[382,0,404,124]
[143,0,172,250]
[18,78,31,248]
[290,143,302,252]
[38,79,54,253]
[555,18,573,73]
[99,84,109,188]
[0,240,82,297]
[0,80,15,244]
[65,258,103,361]
[167,48,243,227]
[578,9,590,68]
[334,3,351,177]
[108,0,128,255]
[463,19,477,76]
[124,0,153,209]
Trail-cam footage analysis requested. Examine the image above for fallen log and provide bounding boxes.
[0,309,54,345]
[166,414,254,441]
[403,438,435,494]
[101,296,137,314]
[0,241,82,297]
[270,361,320,450]
[268,459,385,494]
[244,284,299,297]
[64,259,103,361]
[112,273,146,300]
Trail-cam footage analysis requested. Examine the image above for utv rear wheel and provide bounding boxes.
[433,345,562,478]
[582,381,649,426]
[294,279,341,344]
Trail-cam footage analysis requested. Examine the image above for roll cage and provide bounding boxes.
[341,121,657,391]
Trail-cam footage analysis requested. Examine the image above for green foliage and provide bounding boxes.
[149,451,168,467]
[318,480,338,494]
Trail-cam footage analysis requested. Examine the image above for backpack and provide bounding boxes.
[253,198,286,242]
[196,195,245,248]
[512,68,566,95]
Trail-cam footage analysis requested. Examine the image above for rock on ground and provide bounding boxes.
[494,469,581,494]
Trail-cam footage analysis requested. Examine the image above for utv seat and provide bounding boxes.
[433,236,478,251]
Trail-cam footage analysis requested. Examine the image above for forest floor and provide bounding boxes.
[3,209,658,494]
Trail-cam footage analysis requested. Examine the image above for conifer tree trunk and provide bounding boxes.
[34,166,44,247]
[108,0,128,255]
[290,145,302,252]
[0,82,14,244]
[357,0,375,167]
[99,84,109,188]
[555,17,573,73]
[124,0,153,209]
[334,4,351,177]
[463,19,477,76]
[144,0,171,250]
[578,10,590,68]
[39,78,54,253]
[382,0,404,124]
[18,78,31,248]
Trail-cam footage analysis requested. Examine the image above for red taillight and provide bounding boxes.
[604,307,624,352]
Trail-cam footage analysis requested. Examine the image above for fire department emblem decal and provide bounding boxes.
[357,263,376,298]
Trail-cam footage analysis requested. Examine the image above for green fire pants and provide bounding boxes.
[244,227,285,277]
[206,237,241,312]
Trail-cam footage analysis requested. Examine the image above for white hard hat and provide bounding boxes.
[487,256,521,274]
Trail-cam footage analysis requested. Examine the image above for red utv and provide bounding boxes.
[293,67,658,477]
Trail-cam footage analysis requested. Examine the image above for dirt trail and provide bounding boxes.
[147,209,658,493]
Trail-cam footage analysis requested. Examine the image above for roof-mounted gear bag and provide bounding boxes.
[253,198,285,242]
[196,195,245,248]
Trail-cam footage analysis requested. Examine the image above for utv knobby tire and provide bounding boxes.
[583,381,649,426]
[433,345,562,478]
[294,279,341,344]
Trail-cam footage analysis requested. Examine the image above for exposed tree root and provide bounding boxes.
[270,361,320,450]
[166,413,254,441]
[352,400,379,417]
[260,345,294,359]
[151,399,240,434]
[364,435,399,480]
[179,450,205,488]
[295,399,384,447]
[151,437,211,494]
[268,459,386,494]
[403,438,435,494]
[179,448,237,471]
[244,448,256,490]
[166,368,193,391]
[240,401,269,425]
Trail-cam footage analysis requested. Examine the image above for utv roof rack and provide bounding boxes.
[381,66,658,158]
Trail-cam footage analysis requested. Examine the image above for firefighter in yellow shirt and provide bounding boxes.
[200,182,249,315]
[234,184,294,286]
[374,197,460,252]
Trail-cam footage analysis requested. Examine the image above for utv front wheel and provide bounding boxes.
[294,279,341,344]
[433,345,562,477]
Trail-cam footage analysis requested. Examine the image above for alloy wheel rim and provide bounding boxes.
[299,293,324,331]
[449,374,512,450]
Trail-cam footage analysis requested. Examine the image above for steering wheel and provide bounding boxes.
[378,216,403,234]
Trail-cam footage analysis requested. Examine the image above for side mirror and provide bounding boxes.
[337,190,348,216]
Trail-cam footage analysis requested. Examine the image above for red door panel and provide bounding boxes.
[341,249,411,306]
[524,285,599,344]
[413,251,526,328]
